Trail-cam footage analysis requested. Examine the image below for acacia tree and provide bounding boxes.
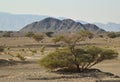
[32,34,44,42]
[40,30,118,72]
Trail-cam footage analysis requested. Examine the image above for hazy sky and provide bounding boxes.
[0,0,120,23]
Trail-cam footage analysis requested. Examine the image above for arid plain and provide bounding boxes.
[0,36,120,82]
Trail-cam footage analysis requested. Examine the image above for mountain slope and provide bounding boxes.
[20,17,105,33]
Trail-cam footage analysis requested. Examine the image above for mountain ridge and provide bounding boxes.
[20,17,105,33]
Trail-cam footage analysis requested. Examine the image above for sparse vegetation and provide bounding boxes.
[16,53,26,61]
[0,46,4,52]
[52,35,64,44]
[30,49,37,55]
[45,32,54,37]
[0,30,119,81]
[107,32,120,38]
[40,46,118,72]
[40,31,118,72]
[40,45,46,55]
[25,31,34,37]
[32,34,44,42]
[3,31,12,37]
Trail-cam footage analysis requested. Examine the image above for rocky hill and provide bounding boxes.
[20,17,105,33]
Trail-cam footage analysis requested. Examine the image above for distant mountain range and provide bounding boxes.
[0,12,47,31]
[0,12,120,32]
[95,23,120,32]
[20,17,105,33]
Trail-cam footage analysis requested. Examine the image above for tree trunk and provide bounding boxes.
[76,64,80,72]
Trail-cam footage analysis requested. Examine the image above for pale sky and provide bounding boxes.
[0,0,120,23]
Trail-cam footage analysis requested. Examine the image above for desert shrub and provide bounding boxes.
[16,53,26,61]
[40,46,118,71]
[30,49,37,55]
[107,32,120,38]
[45,32,54,37]
[107,32,117,38]
[0,46,4,52]
[52,35,64,44]
[99,34,104,38]
[79,30,94,39]
[2,31,13,37]
[25,31,34,37]
[40,45,46,55]
[6,47,10,50]
[32,34,44,42]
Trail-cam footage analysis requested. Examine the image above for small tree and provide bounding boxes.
[45,32,54,37]
[25,31,34,37]
[33,34,44,42]
[40,30,118,72]
[40,46,118,72]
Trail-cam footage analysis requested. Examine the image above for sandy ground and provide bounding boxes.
[0,37,120,82]
[0,59,120,82]
[0,50,120,82]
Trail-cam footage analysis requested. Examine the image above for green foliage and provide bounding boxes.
[25,31,34,37]
[40,46,118,71]
[45,32,54,37]
[32,34,44,42]
[40,48,72,69]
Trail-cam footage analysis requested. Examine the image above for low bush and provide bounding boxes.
[107,32,120,38]
[25,31,34,37]
[0,46,4,52]
[32,34,44,42]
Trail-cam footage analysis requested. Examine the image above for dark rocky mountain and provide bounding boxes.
[20,17,105,33]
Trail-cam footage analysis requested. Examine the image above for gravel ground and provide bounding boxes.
[0,59,120,82]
